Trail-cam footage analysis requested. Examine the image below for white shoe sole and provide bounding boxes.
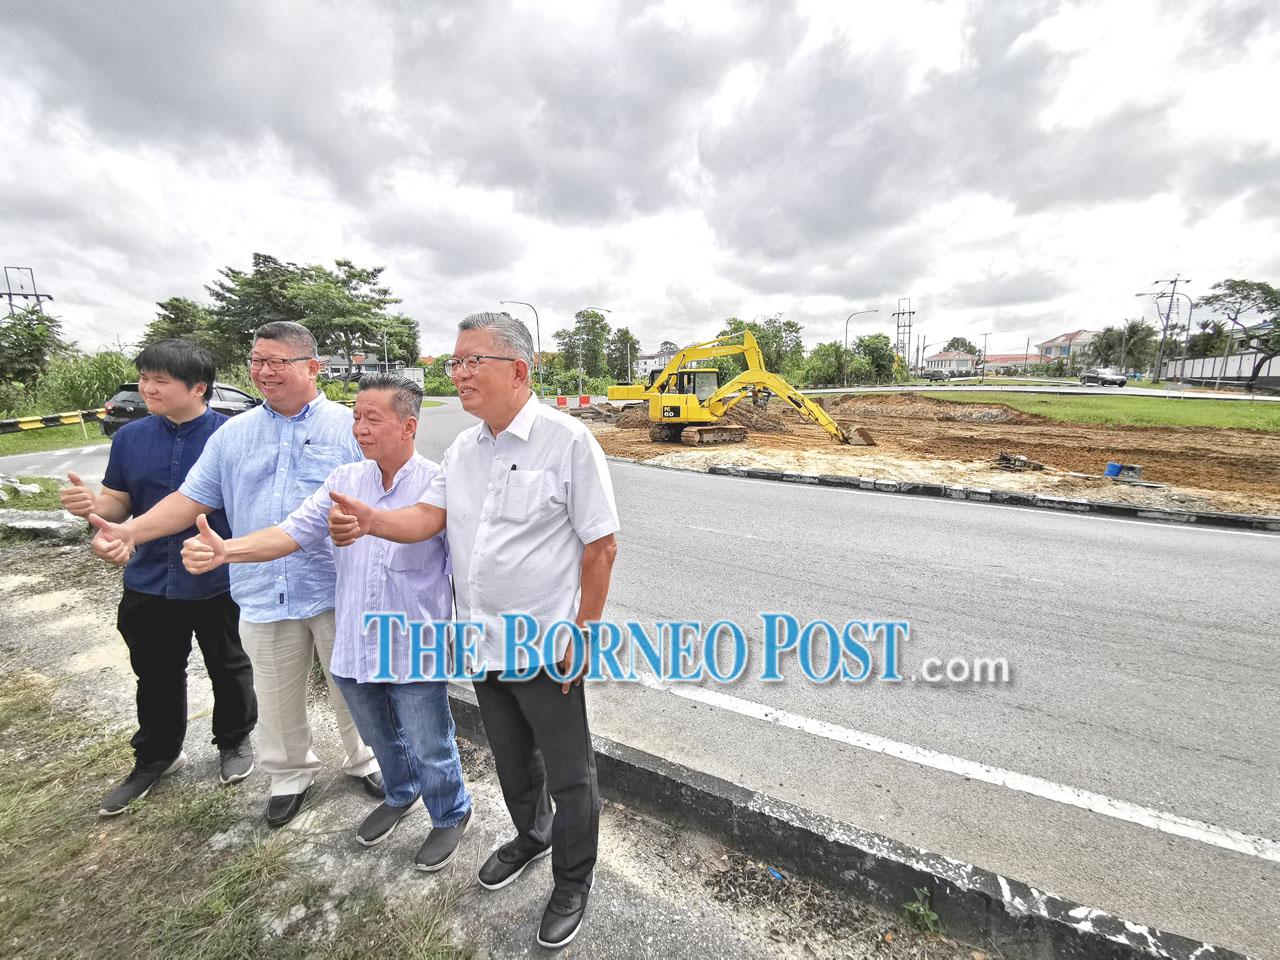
[98,752,187,816]
[537,913,584,949]
[414,810,472,872]
[478,845,551,890]
[219,761,254,785]
[357,805,418,847]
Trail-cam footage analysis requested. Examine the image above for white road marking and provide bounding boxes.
[636,676,1280,862]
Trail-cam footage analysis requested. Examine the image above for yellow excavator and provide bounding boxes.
[607,331,874,447]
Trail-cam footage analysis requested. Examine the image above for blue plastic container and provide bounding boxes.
[1104,462,1122,477]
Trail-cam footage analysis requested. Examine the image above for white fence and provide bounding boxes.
[1159,349,1278,384]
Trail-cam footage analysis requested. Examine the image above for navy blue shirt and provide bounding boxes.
[103,406,234,600]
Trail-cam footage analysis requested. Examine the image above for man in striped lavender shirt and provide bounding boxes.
[181,373,472,869]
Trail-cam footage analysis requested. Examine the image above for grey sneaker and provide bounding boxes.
[99,753,187,816]
[218,740,254,784]
[356,798,419,847]
[414,808,472,872]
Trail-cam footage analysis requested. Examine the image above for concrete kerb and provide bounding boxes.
[444,685,1245,960]
[600,458,1280,532]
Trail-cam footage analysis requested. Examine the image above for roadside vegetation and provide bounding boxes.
[0,425,111,457]
[0,476,65,510]
[904,390,1280,430]
[0,670,471,959]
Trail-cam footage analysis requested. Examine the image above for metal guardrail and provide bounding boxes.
[0,408,106,436]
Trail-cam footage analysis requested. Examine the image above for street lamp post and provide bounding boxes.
[380,323,416,373]
[581,306,611,397]
[499,300,542,395]
[843,309,878,385]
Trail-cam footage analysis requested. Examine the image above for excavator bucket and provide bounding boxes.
[840,425,876,446]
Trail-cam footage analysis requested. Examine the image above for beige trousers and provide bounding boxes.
[238,609,378,795]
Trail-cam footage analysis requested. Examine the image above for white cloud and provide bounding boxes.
[2,0,1278,361]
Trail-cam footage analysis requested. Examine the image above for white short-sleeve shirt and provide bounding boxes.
[420,392,619,671]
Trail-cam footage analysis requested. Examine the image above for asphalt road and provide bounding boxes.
[7,399,1278,956]
[411,400,1280,957]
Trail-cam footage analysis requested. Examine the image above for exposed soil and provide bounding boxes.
[591,394,1280,516]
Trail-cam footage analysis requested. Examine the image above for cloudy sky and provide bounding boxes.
[3,0,1278,361]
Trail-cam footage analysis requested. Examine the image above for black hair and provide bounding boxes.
[357,373,424,420]
[134,339,216,394]
[252,321,317,357]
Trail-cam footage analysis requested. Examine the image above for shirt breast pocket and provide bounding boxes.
[500,469,554,522]
[297,446,342,483]
[387,542,430,572]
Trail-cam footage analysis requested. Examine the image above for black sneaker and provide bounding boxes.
[477,837,551,890]
[357,798,419,847]
[98,753,187,816]
[537,887,588,949]
[414,808,472,872]
[218,740,254,784]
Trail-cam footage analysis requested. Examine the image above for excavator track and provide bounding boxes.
[680,424,749,446]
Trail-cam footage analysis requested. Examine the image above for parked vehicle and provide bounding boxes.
[923,370,952,381]
[1079,368,1127,387]
[101,382,262,436]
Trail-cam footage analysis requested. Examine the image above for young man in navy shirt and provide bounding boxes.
[61,339,257,815]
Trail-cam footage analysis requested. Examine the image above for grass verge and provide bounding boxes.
[0,670,472,959]
[0,423,110,457]
[907,390,1280,430]
[0,476,66,511]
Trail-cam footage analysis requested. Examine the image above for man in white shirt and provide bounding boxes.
[180,374,472,868]
[327,313,618,950]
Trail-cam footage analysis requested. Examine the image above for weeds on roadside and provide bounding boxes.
[904,886,944,935]
[0,670,472,958]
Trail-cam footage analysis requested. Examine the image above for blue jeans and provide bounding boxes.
[332,676,470,827]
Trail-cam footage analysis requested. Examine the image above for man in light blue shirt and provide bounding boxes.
[181,374,472,868]
[88,322,381,827]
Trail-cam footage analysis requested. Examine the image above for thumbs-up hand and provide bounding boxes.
[182,514,227,574]
[88,513,134,566]
[60,472,95,518]
[328,491,371,547]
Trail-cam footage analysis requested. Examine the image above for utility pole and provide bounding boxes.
[891,298,915,369]
[980,332,990,382]
[1150,275,1189,384]
[1024,337,1031,375]
[4,267,54,316]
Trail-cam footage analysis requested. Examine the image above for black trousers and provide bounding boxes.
[473,671,599,894]
[116,588,257,763]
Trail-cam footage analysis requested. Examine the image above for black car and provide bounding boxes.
[923,369,952,381]
[101,382,262,436]
[1079,368,1127,387]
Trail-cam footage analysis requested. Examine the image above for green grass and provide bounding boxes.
[421,400,444,409]
[907,390,1280,430]
[0,670,472,959]
[1,476,66,510]
[0,422,109,456]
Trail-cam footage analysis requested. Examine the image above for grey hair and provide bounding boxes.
[252,321,317,358]
[459,312,534,385]
[357,372,423,421]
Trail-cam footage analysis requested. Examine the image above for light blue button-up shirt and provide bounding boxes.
[180,393,361,623]
[280,454,452,683]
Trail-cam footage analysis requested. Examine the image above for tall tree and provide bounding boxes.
[0,305,66,387]
[1197,279,1280,389]
[854,333,897,381]
[945,336,978,355]
[605,327,641,381]
[142,298,217,351]
[554,310,611,379]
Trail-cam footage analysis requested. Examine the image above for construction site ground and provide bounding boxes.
[586,393,1280,517]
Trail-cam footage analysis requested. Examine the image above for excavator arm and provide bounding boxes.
[708,371,873,445]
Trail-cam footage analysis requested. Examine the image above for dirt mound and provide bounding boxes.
[616,405,652,429]
[722,403,789,434]
[830,392,1041,425]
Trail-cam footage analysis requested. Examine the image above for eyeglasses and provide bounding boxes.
[444,355,518,377]
[248,356,312,371]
